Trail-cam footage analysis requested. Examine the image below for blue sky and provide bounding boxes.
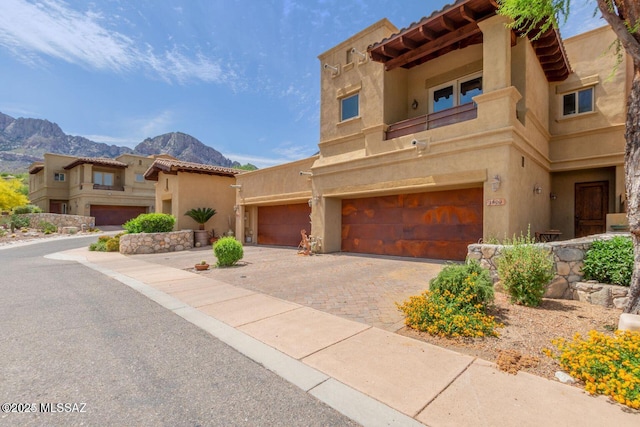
[0,0,605,168]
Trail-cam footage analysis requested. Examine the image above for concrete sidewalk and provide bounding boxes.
[52,247,639,427]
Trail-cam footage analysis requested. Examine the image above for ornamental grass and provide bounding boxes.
[544,330,640,409]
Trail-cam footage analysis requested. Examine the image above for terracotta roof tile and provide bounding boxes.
[144,158,242,181]
[63,157,128,170]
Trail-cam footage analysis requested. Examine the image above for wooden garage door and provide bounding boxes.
[90,205,147,226]
[342,188,483,260]
[258,204,311,247]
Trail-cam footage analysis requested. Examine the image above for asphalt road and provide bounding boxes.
[0,237,359,426]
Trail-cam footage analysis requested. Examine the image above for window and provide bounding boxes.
[94,171,114,186]
[135,173,145,182]
[341,93,359,121]
[54,172,65,182]
[562,87,594,116]
[429,73,482,113]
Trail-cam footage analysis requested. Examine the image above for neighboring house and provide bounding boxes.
[143,158,241,233]
[29,153,156,225]
[233,0,629,261]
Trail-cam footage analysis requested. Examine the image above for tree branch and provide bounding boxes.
[597,0,640,65]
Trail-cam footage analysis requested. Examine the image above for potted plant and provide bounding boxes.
[195,260,210,271]
[185,207,217,247]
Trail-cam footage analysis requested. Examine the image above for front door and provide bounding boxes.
[575,181,608,237]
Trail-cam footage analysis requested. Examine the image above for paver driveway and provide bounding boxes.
[133,245,446,330]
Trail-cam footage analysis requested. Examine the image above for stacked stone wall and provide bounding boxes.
[22,213,95,229]
[467,233,630,309]
[119,230,193,254]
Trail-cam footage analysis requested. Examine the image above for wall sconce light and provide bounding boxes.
[411,99,419,110]
[550,193,557,200]
[299,171,313,176]
[534,184,543,195]
[230,184,242,189]
[490,175,501,192]
[233,205,239,213]
[350,47,367,60]
[323,63,339,75]
[307,195,320,207]
[85,203,89,209]
[411,139,429,151]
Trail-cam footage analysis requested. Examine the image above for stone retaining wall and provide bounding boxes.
[467,233,630,309]
[119,230,193,254]
[22,213,95,230]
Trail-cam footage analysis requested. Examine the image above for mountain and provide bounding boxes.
[135,132,239,168]
[0,112,239,172]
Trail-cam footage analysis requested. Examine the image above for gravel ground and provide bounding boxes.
[398,291,622,381]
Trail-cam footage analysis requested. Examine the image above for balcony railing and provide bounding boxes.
[93,184,125,191]
[385,103,478,140]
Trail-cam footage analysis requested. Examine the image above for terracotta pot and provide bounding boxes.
[195,264,209,271]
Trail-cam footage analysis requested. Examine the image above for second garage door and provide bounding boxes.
[258,203,311,247]
[90,205,148,226]
[342,188,483,260]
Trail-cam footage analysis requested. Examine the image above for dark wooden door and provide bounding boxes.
[575,181,608,237]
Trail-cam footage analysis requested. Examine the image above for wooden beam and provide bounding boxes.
[532,35,558,49]
[381,44,401,58]
[399,36,419,50]
[460,4,477,23]
[536,45,561,57]
[439,14,455,32]
[418,25,436,41]
[385,21,481,71]
[489,0,499,7]
[539,52,563,64]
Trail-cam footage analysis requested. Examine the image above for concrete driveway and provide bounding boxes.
[132,245,447,331]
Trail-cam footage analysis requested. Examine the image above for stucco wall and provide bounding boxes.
[157,171,237,234]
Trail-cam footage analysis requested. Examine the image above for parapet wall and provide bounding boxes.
[119,230,194,254]
[467,233,630,309]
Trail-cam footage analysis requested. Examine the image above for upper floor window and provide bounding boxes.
[54,172,65,182]
[341,93,359,121]
[562,87,593,117]
[429,73,482,114]
[135,173,145,183]
[94,171,114,186]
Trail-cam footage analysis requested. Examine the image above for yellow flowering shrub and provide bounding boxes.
[397,268,502,338]
[544,330,640,409]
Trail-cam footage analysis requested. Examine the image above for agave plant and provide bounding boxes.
[184,207,217,230]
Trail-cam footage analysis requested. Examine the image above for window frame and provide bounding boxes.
[561,86,595,117]
[340,93,360,122]
[93,171,114,186]
[54,172,66,182]
[428,72,483,114]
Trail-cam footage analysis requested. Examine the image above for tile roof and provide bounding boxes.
[63,157,128,170]
[144,158,242,181]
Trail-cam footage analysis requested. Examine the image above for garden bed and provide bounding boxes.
[398,292,620,381]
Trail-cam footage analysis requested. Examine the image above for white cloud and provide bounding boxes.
[0,0,238,85]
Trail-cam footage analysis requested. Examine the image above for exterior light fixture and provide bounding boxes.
[491,175,501,192]
[230,184,242,189]
[411,99,419,110]
[299,171,313,176]
[534,184,543,195]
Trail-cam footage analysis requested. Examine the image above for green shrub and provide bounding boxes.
[10,214,30,231]
[38,221,57,234]
[582,236,633,286]
[13,205,42,214]
[396,259,500,338]
[89,234,122,252]
[123,213,175,234]
[429,259,494,307]
[184,207,217,230]
[213,237,244,267]
[496,229,554,306]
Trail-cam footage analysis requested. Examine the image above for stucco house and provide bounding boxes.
[29,153,156,225]
[232,0,629,261]
[143,158,241,234]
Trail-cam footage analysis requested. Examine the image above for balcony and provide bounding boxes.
[93,184,125,191]
[385,103,478,140]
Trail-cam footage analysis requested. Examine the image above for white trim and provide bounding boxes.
[428,71,482,114]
